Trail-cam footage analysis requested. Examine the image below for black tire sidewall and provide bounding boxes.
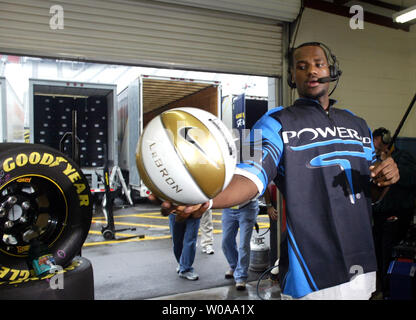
[0,143,92,282]
[0,256,94,300]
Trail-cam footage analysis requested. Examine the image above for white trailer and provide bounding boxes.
[0,77,6,142]
[117,75,222,199]
[28,79,118,194]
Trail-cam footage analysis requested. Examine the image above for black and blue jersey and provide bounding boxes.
[237,98,378,298]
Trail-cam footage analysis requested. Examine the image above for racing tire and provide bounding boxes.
[0,143,93,282]
[0,256,94,300]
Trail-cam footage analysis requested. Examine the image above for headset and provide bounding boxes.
[374,127,392,145]
[287,42,342,90]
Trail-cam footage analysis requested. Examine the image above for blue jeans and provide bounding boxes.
[221,200,259,282]
[169,214,201,273]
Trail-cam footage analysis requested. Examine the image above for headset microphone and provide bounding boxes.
[317,76,335,83]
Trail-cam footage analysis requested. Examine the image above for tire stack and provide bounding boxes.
[33,95,58,148]
[33,95,108,168]
[55,97,75,155]
[86,96,108,167]
[75,98,90,167]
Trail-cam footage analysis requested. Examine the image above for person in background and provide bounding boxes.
[222,187,275,291]
[166,211,201,281]
[200,209,215,255]
[221,198,259,290]
[371,127,416,298]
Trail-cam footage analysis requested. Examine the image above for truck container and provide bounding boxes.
[28,79,118,193]
[117,75,221,199]
[0,77,25,143]
[222,94,268,131]
[0,77,6,142]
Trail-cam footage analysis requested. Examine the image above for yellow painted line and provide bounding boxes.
[93,213,169,220]
[83,234,172,247]
[93,211,224,220]
[84,224,269,248]
[91,212,160,220]
[91,219,269,230]
[88,230,135,238]
[92,220,170,229]
[135,211,162,216]
[133,214,169,220]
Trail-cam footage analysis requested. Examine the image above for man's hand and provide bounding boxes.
[369,155,400,187]
[267,206,278,221]
[149,193,210,220]
[147,174,259,220]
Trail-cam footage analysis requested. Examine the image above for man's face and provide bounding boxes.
[291,45,330,100]
[373,135,388,156]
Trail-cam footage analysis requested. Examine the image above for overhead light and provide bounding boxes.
[393,4,416,23]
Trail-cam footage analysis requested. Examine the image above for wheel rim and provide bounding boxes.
[0,175,68,258]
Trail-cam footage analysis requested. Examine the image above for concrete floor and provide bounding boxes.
[81,201,281,300]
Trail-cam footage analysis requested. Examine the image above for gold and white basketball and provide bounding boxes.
[136,107,237,205]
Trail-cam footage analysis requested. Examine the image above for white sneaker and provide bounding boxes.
[179,271,199,281]
[202,245,214,255]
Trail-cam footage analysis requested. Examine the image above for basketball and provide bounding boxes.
[136,107,237,205]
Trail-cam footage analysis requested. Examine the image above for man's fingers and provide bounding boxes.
[370,157,399,186]
[148,192,209,220]
[375,171,400,186]
[370,158,396,178]
[190,202,211,219]
[148,193,163,205]
[184,203,205,214]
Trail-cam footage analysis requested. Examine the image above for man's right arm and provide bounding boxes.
[154,174,259,219]
[210,174,259,209]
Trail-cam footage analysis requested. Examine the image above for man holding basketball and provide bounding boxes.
[151,42,399,300]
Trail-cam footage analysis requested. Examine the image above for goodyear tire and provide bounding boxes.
[0,143,92,282]
[0,256,94,300]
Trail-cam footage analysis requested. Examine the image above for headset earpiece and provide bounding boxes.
[287,70,296,89]
[381,129,392,145]
[328,53,342,80]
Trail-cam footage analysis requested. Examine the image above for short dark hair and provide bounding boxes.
[372,127,390,138]
[287,42,329,69]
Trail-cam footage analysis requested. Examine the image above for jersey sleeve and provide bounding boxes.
[236,108,284,196]
[368,127,377,165]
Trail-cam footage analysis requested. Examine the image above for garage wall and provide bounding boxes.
[0,0,291,76]
[291,8,416,137]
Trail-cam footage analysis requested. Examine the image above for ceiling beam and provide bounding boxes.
[358,0,405,12]
[303,0,410,31]
[333,0,351,5]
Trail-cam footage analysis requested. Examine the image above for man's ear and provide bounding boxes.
[287,67,296,89]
